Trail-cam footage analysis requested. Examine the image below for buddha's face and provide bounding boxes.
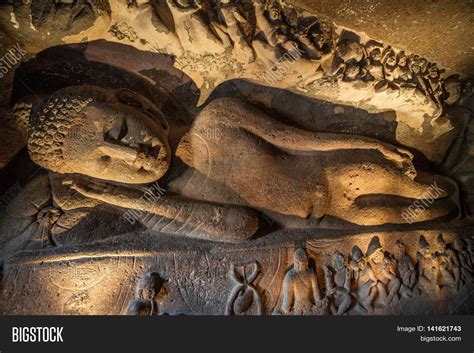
[61,99,170,184]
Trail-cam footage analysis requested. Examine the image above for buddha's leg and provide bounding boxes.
[332,198,455,225]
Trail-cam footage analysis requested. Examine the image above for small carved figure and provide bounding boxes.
[323,251,352,315]
[126,272,165,315]
[330,40,365,77]
[226,261,262,315]
[296,17,335,61]
[350,245,377,313]
[394,240,418,298]
[443,75,462,105]
[217,0,255,63]
[393,51,412,81]
[252,0,296,66]
[366,236,401,306]
[166,0,227,55]
[375,46,399,91]
[361,40,384,83]
[423,63,445,114]
[416,235,440,292]
[277,248,327,315]
[435,234,461,290]
[407,54,430,97]
[453,239,473,284]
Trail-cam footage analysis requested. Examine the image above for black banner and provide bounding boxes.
[0,315,472,353]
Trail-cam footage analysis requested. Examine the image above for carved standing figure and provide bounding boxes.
[166,0,227,55]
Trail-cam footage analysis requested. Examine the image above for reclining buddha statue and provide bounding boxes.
[17,85,457,243]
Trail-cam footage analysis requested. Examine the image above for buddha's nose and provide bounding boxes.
[98,142,138,163]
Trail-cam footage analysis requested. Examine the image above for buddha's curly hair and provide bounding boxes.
[27,89,94,172]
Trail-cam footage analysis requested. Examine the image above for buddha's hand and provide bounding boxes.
[378,143,416,179]
[63,178,142,208]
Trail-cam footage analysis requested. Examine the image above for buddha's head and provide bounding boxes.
[27,85,170,184]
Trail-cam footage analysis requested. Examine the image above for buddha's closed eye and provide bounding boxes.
[105,117,129,143]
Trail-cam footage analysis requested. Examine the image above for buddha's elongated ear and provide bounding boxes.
[12,95,48,141]
[114,88,170,135]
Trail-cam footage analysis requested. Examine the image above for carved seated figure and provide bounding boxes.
[22,84,458,244]
[277,248,326,315]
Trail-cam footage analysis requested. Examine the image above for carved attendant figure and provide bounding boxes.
[435,234,460,290]
[416,235,440,292]
[366,236,401,306]
[394,240,418,298]
[323,251,352,315]
[350,245,377,313]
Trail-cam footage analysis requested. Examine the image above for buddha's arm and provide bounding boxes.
[69,180,259,242]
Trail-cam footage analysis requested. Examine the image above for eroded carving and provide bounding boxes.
[226,261,262,315]
[126,271,166,315]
